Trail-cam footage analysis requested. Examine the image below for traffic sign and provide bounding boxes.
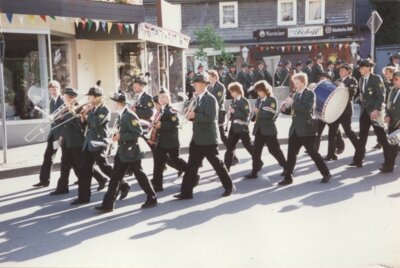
[367,10,383,34]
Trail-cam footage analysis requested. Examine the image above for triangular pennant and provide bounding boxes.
[311,44,316,50]
[319,44,324,49]
[27,15,35,24]
[339,43,343,50]
[6,13,13,24]
[87,19,93,31]
[325,43,329,48]
[117,23,124,34]
[18,15,24,25]
[101,21,107,32]
[286,45,291,52]
[130,23,135,35]
[344,43,350,48]
[74,19,80,28]
[94,20,100,32]
[81,18,87,30]
[260,46,265,52]
[50,15,56,20]
[281,46,285,52]
[298,46,302,51]
[124,23,130,34]
[107,22,113,34]
[40,15,47,22]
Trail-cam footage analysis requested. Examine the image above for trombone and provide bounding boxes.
[178,96,198,129]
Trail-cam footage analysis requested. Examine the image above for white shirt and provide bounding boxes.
[362,75,370,93]
[135,91,144,102]
[393,89,400,104]
[197,91,207,103]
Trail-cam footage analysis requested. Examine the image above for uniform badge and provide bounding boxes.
[271,103,276,108]
[131,119,138,126]
[369,91,373,95]
[171,116,177,121]
[218,92,222,96]
[244,105,249,110]
[148,102,153,107]
[379,83,383,88]
[99,114,105,119]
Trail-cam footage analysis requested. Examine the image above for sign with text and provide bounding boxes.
[287,26,323,38]
[324,25,355,37]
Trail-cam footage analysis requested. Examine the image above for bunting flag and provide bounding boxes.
[94,20,100,32]
[101,21,107,32]
[260,46,265,52]
[281,46,285,53]
[27,15,35,24]
[81,18,86,30]
[107,22,113,34]
[50,15,56,20]
[339,43,343,50]
[6,13,13,24]
[87,19,93,31]
[298,46,302,51]
[124,23,130,34]
[130,23,135,35]
[74,19,80,28]
[18,15,24,25]
[117,23,124,34]
[308,45,313,51]
[325,43,329,48]
[40,15,47,22]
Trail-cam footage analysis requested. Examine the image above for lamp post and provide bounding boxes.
[350,41,358,65]
[0,32,7,163]
[241,46,249,64]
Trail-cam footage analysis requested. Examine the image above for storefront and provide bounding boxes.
[0,2,189,147]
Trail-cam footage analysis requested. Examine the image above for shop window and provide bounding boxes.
[277,0,297,26]
[168,47,184,103]
[3,33,49,121]
[305,0,325,24]
[219,1,238,28]
[116,42,144,94]
[51,35,73,91]
[146,43,160,96]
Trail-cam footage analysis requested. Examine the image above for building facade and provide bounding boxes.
[0,0,189,147]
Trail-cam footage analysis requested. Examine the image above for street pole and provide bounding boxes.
[0,33,7,164]
[370,11,375,62]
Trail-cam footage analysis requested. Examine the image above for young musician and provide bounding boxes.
[245,80,287,179]
[49,88,108,195]
[150,90,187,192]
[33,81,64,188]
[279,73,331,185]
[174,74,235,200]
[224,82,254,171]
[70,85,128,205]
[95,93,157,212]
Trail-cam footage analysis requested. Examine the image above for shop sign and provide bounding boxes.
[288,26,324,38]
[324,25,355,37]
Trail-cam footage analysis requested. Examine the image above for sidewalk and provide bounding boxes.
[0,106,365,179]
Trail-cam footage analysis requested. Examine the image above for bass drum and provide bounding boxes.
[314,81,349,124]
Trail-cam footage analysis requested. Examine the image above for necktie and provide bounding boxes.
[362,77,368,94]
[393,90,400,104]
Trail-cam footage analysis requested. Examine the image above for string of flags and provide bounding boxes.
[249,43,352,53]
[1,13,136,35]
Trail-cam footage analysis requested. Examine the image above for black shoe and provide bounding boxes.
[379,166,394,173]
[141,198,157,209]
[119,184,131,200]
[347,162,362,168]
[231,156,239,166]
[324,155,338,161]
[95,205,113,213]
[97,179,107,191]
[257,161,264,172]
[193,175,200,187]
[336,148,344,155]
[50,190,69,195]
[173,193,193,200]
[70,199,90,205]
[372,143,382,150]
[244,172,258,179]
[278,175,293,186]
[280,170,288,177]
[222,185,236,197]
[321,174,332,183]
[33,181,49,188]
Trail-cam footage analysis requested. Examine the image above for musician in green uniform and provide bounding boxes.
[150,90,187,192]
[245,80,287,179]
[95,93,157,212]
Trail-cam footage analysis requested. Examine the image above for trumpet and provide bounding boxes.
[178,96,198,128]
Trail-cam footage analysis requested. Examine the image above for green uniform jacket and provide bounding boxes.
[338,76,358,115]
[192,92,219,145]
[156,105,180,150]
[209,81,226,111]
[359,74,385,115]
[82,104,110,152]
[135,92,154,121]
[48,96,65,141]
[386,88,400,129]
[116,109,144,163]
[252,96,278,136]
[282,89,316,137]
[60,113,84,148]
[230,96,251,134]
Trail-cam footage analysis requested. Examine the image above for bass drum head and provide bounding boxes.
[322,84,349,123]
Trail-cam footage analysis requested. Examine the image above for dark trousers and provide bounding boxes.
[152,147,187,188]
[56,147,107,192]
[224,129,253,170]
[353,110,390,164]
[39,138,58,183]
[78,148,129,201]
[315,119,344,153]
[251,132,286,173]
[287,131,330,177]
[327,112,359,157]
[386,127,399,168]
[180,142,233,195]
[219,125,229,147]
[102,155,156,209]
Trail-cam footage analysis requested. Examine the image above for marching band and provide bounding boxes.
[31,54,400,213]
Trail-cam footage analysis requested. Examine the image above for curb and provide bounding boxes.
[0,130,376,179]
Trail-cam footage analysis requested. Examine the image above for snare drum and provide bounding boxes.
[314,81,349,124]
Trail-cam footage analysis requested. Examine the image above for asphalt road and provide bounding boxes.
[0,138,399,268]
